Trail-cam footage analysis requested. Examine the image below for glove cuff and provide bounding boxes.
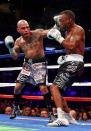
[56,35,64,44]
[9,48,13,54]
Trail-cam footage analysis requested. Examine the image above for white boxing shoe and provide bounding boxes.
[67,117,78,124]
[65,113,78,124]
[69,119,78,124]
[47,118,69,127]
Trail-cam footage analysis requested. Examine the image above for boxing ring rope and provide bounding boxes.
[0,94,91,102]
[0,63,91,71]
[0,65,91,102]
[0,63,91,87]
[0,48,91,102]
[0,46,91,59]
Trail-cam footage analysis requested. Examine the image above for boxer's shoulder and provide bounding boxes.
[15,36,23,46]
[74,24,85,33]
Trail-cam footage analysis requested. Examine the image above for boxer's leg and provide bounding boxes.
[40,85,56,122]
[10,82,24,119]
[32,58,55,122]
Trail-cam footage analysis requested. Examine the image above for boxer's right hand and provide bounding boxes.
[4,35,14,54]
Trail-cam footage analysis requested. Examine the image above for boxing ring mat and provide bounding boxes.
[0,94,91,131]
[0,113,91,131]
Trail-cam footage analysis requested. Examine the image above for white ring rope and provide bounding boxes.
[0,63,91,71]
[0,82,91,87]
[0,63,91,87]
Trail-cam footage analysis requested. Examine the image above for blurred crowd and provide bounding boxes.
[0,98,91,121]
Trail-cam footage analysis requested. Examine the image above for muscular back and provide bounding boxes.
[14,31,45,59]
[63,24,85,56]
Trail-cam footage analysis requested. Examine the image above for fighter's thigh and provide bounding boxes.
[14,82,24,93]
[32,62,47,84]
[39,85,48,94]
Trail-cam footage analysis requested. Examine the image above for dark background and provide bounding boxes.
[0,0,91,43]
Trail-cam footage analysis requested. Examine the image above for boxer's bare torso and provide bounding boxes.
[12,20,48,60]
[14,30,45,59]
[63,24,85,56]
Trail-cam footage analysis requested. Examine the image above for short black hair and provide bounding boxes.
[60,10,75,21]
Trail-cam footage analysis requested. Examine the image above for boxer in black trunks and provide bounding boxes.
[47,10,85,126]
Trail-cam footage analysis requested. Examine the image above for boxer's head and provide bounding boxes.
[17,20,31,37]
[58,10,75,31]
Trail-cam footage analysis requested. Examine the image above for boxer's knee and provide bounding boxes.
[39,85,48,94]
[50,84,58,91]
[14,82,24,94]
[50,84,59,95]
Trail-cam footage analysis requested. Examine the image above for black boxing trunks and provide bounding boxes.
[53,54,84,91]
[16,57,47,85]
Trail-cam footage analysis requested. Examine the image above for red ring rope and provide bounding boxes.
[0,94,91,102]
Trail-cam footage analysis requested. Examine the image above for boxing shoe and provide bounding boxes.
[10,105,20,119]
[48,112,57,123]
[48,118,69,127]
[64,113,78,124]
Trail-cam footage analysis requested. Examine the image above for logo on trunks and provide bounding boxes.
[32,63,42,69]
[21,68,30,76]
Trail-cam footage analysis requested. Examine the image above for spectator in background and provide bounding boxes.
[5,106,13,115]
[40,109,49,118]
[81,111,89,121]
[31,108,37,117]
[22,106,31,116]
[69,109,77,120]
[88,110,91,119]
[34,107,40,117]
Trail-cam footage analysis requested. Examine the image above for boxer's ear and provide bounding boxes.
[17,27,19,33]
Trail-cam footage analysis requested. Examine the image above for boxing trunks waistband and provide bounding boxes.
[64,54,83,62]
[57,54,84,65]
[24,56,46,64]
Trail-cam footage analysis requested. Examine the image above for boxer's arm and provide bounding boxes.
[31,29,49,37]
[12,40,20,60]
[40,29,49,37]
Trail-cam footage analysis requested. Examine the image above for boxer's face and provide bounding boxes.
[59,14,72,30]
[17,22,30,37]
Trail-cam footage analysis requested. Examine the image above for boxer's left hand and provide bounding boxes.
[47,28,64,44]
